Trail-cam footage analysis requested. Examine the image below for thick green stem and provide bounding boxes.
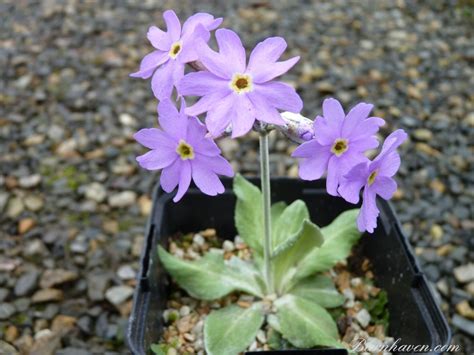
[259,131,274,294]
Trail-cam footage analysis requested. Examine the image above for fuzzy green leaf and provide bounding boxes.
[234,174,263,254]
[150,344,166,355]
[204,303,264,355]
[272,220,324,293]
[289,275,345,308]
[158,246,264,300]
[275,294,342,349]
[271,201,287,227]
[272,200,309,251]
[294,209,361,283]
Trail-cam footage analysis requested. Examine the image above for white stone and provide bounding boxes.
[119,113,137,127]
[193,234,205,247]
[355,308,371,328]
[19,174,42,188]
[117,265,136,280]
[105,285,134,305]
[256,329,266,343]
[84,182,107,203]
[454,263,474,283]
[108,191,136,208]
[222,240,235,252]
[179,305,190,317]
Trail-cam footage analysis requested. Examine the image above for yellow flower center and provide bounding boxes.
[169,41,182,59]
[331,138,349,157]
[230,73,253,94]
[368,170,378,186]
[176,140,194,160]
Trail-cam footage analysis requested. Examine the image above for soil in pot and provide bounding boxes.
[151,228,393,354]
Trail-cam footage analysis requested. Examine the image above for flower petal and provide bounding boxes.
[349,116,385,141]
[196,39,234,79]
[203,154,234,176]
[134,128,177,149]
[326,153,364,196]
[215,29,246,74]
[160,159,182,193]
[147,26,172,51]
[297,152,331,181]
[374,152,401,178]
[177,71,229,97]
[231,94,256,138]
[157,99,188,141]
[338,162,369,204]
[292,139,327,158]
[136,149,177,170]
[247,91,285,126]
[247,37,299,83]
[130,50,169,79]
[254,82,303,113]
[174,160,192,202]
[322,98,345,130]
[372,129,408,166]
[151,61,176,100]
[349,136,380,152]
[357,188,379,233]
[182,13,222,37]
[326,155,342,196]
[191,157,225,196]
[371,176,397,200]
[251,57,300,83]
[248,37,287,70]
[341,103,373,137]
[186,117,221,156]
[204,93,235,137]
[313,115,339,146]
[163,10,181,42]
[185,90,231,116]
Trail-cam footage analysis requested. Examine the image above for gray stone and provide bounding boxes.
[14,270,39,296]
[87,272,110,301]
[18,174,42,188]
[0,341,19,355]
[454,263,474,283]
[0,193,9,213]
[108,191,137,208]
[0,288,8,302]
[0,303,16,320]
[355,308,371,328]
[57,348,91,355]
[452,315,474,336]
[117,265,136,280]
[6,197,24,219]
[105,285,134,305]
[24,195,44,212]
[83,182,107,203]
[23,240,48,258]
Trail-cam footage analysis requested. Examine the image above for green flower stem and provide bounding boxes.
[259,131,274,294]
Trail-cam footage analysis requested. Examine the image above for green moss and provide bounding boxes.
[363,290,390,330]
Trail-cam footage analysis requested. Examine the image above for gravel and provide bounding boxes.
[1,0,472,353]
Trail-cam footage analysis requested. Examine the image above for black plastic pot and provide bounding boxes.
[127,178,451,355]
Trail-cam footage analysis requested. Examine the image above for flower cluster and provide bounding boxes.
[292,98,407,232]
[131,10,407,233]
[132,10,303,201]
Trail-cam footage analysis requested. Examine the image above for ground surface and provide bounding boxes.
[1,0,473,354]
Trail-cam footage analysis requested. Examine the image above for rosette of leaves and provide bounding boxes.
[157,174,362,354]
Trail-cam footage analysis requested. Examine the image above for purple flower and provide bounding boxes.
[177,29,303,138]
[339,129,408,233]
[130,10,222,100]
[134,99,234,202]
[292,98,385,196]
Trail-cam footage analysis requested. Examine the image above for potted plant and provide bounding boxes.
[126,10,451,354]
